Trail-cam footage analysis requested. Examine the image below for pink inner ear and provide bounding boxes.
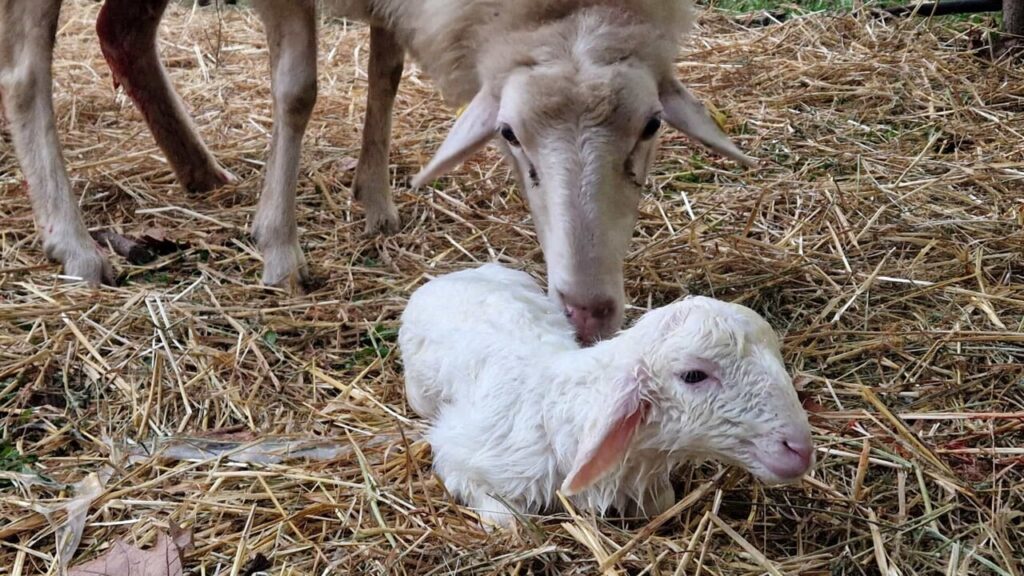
[563,401,649,495]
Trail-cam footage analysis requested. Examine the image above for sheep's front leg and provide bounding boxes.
[470,494,521,531]
[97,0,235,193]
[250,0,316,292]
[632,476,676,518]
[1,0,114,284]
[353,25,404,235]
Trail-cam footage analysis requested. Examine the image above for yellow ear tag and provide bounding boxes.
[455,103,468,119]
[705,101,729,132]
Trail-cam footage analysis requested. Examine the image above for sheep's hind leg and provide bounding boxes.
[97,0,235,193]
[249,0,316,292]
[469,494,522,531]
[353,25,404,235]
[1,0,114,284]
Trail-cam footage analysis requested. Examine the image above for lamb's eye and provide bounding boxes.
[500,124,520,147]
[680,370,708,384]
[641,116,662,140]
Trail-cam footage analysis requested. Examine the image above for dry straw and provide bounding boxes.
[1,0,1022,574]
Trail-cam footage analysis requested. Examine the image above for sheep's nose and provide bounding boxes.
[559,292,618,345]
[760,430,815,482]
[783,437,814,467]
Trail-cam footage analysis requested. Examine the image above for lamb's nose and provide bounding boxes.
[783,437,814,468]
[559,292,618,345]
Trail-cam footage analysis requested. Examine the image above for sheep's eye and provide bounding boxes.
[500,124,520,147]
[680,370,708,384]
[641,116,662,140]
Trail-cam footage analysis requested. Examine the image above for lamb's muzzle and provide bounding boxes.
[399,264,815,528]
[758,426,816,483]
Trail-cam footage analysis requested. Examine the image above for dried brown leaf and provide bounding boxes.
[69,523,192,576]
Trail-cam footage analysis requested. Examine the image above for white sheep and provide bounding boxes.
[399,264,814,528]
[332,0,755,342]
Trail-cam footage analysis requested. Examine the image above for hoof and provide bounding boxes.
[263,270,309,295]
[183,164,238,194]
[62,247,116,286]
[362,202,401,237]
[353,173,401,236]
[259,241,310,296]
[44,231,116,286]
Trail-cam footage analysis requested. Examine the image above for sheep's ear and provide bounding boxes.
[659,79,759,169]
[411,88,500,188]
[561,367,652,496]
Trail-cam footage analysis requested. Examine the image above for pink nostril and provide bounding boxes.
[783,438,813,465]
[759,433,815,481]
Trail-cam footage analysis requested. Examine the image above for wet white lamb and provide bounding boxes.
[398,264,814,527]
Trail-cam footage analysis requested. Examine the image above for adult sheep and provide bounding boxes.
[0,0,754,342]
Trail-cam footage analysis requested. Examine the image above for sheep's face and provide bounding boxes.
[411,16,754,346]
[640,298,815,484]
[561,297,812,497]
[494,62,663,345]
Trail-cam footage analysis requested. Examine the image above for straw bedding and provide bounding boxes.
[1,1,1022,574]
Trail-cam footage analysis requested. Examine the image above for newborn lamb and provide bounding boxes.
[398,264,814,527]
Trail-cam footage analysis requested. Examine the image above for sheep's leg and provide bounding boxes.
[353,25,404,235]
[629,477,675,518]
[249,0,316,291]
[0,0,114,284]
[469,494,519,530]
[97,0,235,193]
[431,422,523,530]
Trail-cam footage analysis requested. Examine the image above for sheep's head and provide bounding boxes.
[562,297,813,495]
[412,9,756,346]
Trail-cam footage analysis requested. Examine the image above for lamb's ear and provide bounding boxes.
[411,88,500,188]
[659,78,759,169]
[561,367,652,496]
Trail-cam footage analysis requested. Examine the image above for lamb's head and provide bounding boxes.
[412,8,756,345]
[562,296,813,496]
